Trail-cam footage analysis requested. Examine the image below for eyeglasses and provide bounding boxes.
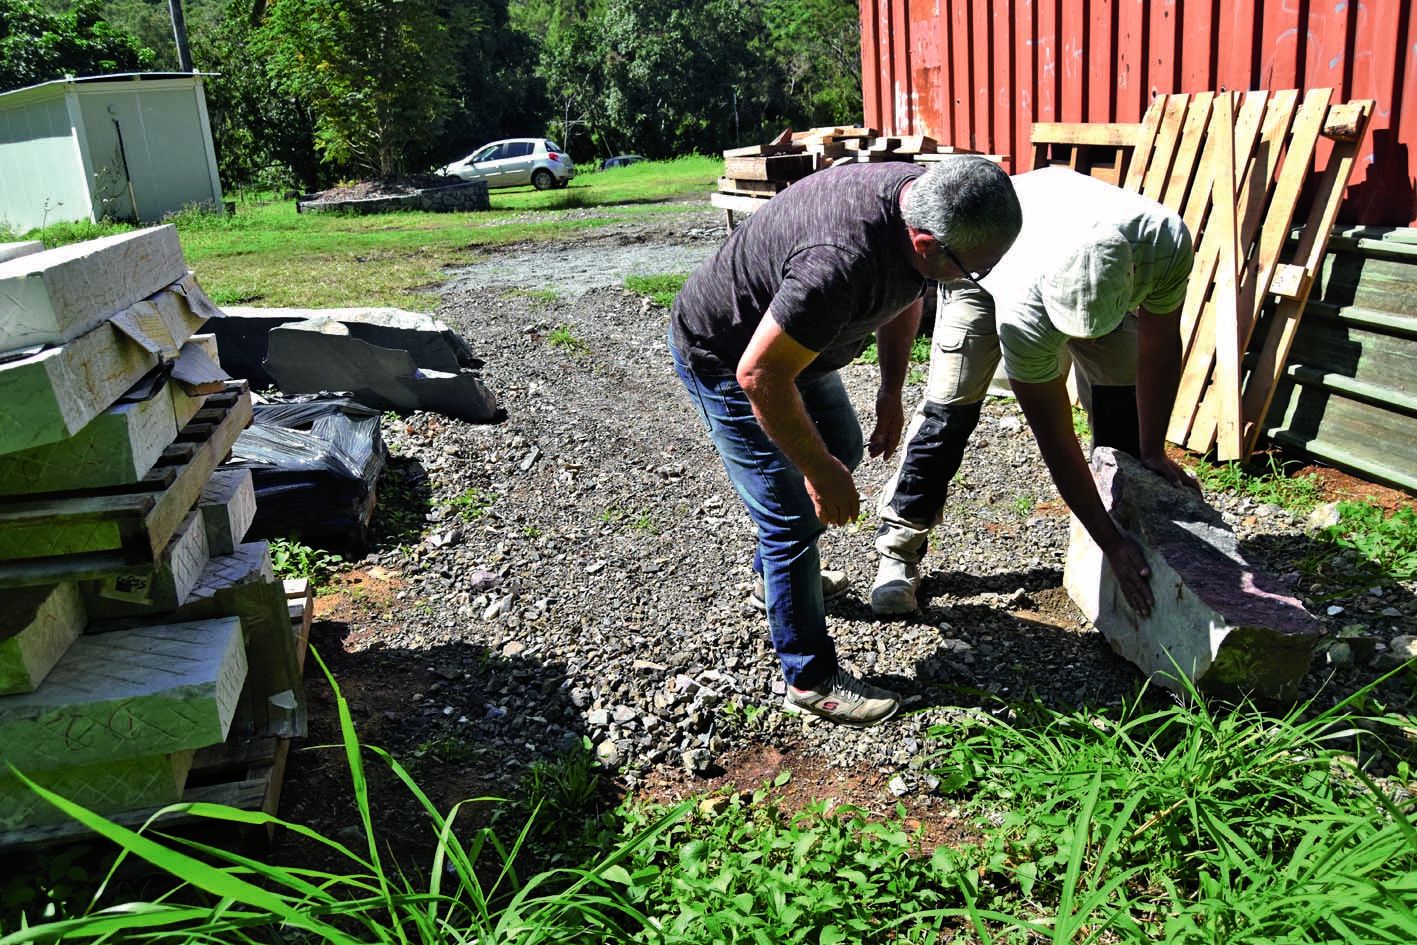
[940,243,993,287]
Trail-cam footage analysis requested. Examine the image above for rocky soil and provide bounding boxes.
[278,202,1416,848]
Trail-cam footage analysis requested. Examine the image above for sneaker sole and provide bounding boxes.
[782,697,900,728]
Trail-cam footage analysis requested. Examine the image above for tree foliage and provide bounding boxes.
[0,0,154,91]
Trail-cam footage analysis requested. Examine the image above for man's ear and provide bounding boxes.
[907,227,936,258]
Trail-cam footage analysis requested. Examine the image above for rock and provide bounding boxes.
[698,795,731,817]
[1326,642,1353,666]
[1326,605,1345,617]
[1064,448,1322,701]
[1388,635,1417,664]
[887,775,910,797]
[594,740,620,767]
[501,641,526,658]
[1308,502,1343,530]
[611,704,637,724]
[681,748,712,776]
[587,708,610,727]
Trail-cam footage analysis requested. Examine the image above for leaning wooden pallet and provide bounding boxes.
[1051,89,1374,461]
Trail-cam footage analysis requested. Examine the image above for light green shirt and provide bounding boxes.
[985,167,1193,383]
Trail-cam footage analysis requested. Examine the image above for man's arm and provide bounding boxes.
[737,312,859,525]
[868,296,924,460]
[1135,306,1200,491]
[1011,375,1155,616]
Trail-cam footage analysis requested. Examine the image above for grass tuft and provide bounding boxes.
[623,272,688,308]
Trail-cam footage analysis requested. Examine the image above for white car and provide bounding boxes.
[440,138,576,190]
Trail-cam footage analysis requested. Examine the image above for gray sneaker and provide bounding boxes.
[749,569,849,612]
[783,667,901,727]
[870,556,920,616]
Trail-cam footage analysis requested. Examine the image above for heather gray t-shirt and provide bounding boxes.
[672,162,926,377]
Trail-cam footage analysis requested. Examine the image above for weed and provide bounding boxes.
[856,334,932,367]
[412,734,478,765]
[1072,404,1091,440]
[268,537,343,586]
[623,273,688,308]
[548,325,588,354]
[631,513,658,534]
[1191,452,1323,514]
[522,525,544,539]
[1012,494,1035,517]
[1320,501,1417,582]
[450,487,497,523]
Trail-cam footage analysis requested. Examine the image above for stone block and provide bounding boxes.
[0,276,212,456]
[0,583,85,695]
[197,468,256,555]
[0,617,247,771]
[0,226,187,352]
[0,241,43,264]
[0,749,193,829]
[83,511,211,618]
[265,316,498,422]
[0,372,185,496]
[1064,448,1322,700]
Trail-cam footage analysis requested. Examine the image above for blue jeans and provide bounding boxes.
[671,339,863,689]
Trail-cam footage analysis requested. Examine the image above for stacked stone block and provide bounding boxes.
[0,227,306,837]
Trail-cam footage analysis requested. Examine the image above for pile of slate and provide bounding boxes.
[0,228,305,836]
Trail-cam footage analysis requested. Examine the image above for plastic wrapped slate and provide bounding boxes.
[222,396,386,545]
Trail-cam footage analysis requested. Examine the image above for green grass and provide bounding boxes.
[10,156,722,309]
[1319,501,1417,583]
[1191,453,1324,515]
[624,272,688,308]
[450,487,498,523]
[547,326,588,354]
[856,334,932,367]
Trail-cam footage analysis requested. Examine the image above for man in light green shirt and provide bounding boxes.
[872,166,1200,618]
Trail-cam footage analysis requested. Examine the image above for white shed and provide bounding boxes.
[0,73,223,234]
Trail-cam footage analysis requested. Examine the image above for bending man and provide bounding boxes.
[872,166,1199,618]
[671,157,1021,726]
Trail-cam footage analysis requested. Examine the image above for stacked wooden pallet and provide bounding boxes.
[0,229,306,842]
[712,127,997,228]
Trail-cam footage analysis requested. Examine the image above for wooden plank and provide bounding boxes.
[0,226,186,352]
[716,177,787,196]
[82,511,211,619]
[0,384,252,580]
[0,583,84,695]
[0,617,247,771]
[1241,100,1376,456]
[0,279,212,456]
[722,142,804,158]
[1159,91,1216,211]
[1141,96,1195,202]
[722,154,815,182]
[1121,95,1168,191]
[1208,95,1245,460]
[198,468,256,556]
[710,191,772,215]
[1030,121,1142,147]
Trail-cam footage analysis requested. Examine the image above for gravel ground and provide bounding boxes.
[289,204,1416,822]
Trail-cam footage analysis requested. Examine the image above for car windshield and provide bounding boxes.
[471,144,499,162]
[545,141,562,152]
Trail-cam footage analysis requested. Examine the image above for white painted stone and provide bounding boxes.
[84,511,211,618]
[0,226,186,352]
[0,281,209,456]
[0,749,193,829]
[0,616,247,770]
[0,241,43,264]
[0,583,85,695]
[197,468,256,556]
[1064,449,1322,700]
[0,375,183,495]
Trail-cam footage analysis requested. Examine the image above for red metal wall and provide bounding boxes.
[860,0,1417,226]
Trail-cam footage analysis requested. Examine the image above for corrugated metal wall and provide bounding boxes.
[860,0,1417,227]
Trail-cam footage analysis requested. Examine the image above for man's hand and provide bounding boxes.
[805,458,861,526]
[1142,453,1202,493]
[1102,533,1154,617]
[868,389,906,459]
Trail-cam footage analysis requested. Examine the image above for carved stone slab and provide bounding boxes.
[0,226,186,352]
[1064,448,1322,700]
[83,511,211,618]
[0,617,247,771]
[0,376,185,496]
[197,468,256,556]
[0,749,193,829]
[0,278,212,456]
[0,583,85,695]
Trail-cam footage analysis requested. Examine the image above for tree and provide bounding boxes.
[760,0,861,128]
[0,0,154,91]
[254,0,464,177]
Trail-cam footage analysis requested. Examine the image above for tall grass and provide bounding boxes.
[923,678,1417,943]
[0,650,689,945]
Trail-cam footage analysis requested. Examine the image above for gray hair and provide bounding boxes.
[901,156,1021,252]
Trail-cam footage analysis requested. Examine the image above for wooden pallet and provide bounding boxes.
[0,583,313,852]
[1029,121,1142,185]
[0,383,252,584]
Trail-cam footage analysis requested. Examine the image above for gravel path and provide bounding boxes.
[300,204,1416,809]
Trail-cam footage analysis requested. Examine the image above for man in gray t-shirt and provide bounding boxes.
[670,157,1021,727]
[872,167,1200,619]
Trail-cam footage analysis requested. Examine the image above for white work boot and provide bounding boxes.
[870,556,920,616]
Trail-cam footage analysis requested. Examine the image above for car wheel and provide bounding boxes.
[532,169,555,191]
